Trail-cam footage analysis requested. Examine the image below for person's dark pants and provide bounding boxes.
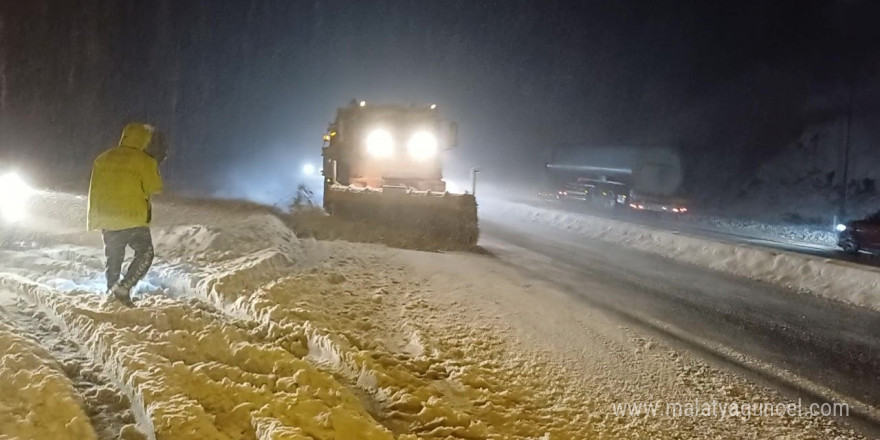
[102,227,154,291]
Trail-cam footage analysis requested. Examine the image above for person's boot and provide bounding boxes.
[110,284,135,308]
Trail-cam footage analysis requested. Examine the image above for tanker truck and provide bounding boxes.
[321,101,478,248]
[545,146,687,214]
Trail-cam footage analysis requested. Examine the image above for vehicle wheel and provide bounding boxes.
[841,241,859,255]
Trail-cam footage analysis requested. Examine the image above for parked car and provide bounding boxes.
[627,191,689,215]
[537,186,576,201]
[837,211,880,254]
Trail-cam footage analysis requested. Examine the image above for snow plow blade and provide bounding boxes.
[324,185,478,250]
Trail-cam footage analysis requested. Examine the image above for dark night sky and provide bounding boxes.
[1,0,879,202]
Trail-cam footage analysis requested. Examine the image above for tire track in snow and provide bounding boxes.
[1,275,400,440]
[0,289,143,439]
[0,289,100,440]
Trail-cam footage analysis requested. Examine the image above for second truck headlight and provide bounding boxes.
[407,132,438,161]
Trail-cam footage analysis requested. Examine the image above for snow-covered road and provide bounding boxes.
[476,205,880,436]
[0,192,873,439]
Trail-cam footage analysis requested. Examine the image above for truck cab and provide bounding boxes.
[322,101,455,195]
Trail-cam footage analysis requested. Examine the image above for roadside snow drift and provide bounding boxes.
[487,199,880,311]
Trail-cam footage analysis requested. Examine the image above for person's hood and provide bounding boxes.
[118,123,155,151]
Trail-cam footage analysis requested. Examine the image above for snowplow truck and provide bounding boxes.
[321,101,478,248]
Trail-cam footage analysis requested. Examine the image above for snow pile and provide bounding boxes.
[685,213,837,246]
[149,212,303,309]
[153,213,299,262]
[526,196,838,248]
[488,199,880,311]
[0,319,97,440]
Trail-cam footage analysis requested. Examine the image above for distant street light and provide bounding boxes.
[302,163,316,175]
[471,167,481,196]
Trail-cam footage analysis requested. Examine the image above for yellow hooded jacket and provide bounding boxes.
[87,123,163,231]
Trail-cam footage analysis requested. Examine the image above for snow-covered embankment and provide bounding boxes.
[487,200,880,311]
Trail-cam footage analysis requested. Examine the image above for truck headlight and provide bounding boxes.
[836,223,847,232]
[0,172,34,223]
[365,129,394,158]
[407,131,438,161]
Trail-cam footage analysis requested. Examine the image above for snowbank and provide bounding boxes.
[3,202,403,439]
[2,198,610,439]
[1,275,399,440]
[684,213,837,246]
[0,204,403,440]
[153,212,300,262]
[487,199,880,311]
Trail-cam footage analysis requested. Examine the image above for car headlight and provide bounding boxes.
[407,131,438,161]
[836,223,847,232]
[365,129,394,158]
[0,172,34,223]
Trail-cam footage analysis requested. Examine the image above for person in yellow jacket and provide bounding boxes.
[88,122,167,306]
